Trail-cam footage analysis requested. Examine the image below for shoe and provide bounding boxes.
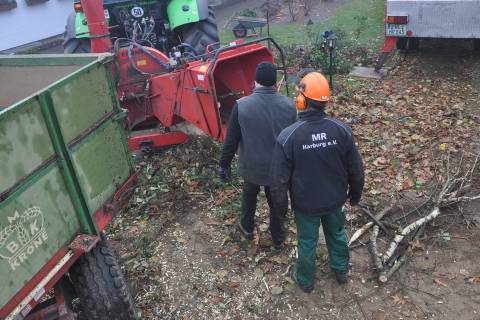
[237,221,254,240]
[272,242,284,253]
[335,272,348,285]
[290,264,314,293]
[273,242,284,251]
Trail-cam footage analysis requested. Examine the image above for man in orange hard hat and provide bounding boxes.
[270,71,364,292]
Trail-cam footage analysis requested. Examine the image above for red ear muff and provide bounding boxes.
[295,93,306,111]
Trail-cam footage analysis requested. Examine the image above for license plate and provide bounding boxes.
[104,9,110,19]
[386,23,406,36]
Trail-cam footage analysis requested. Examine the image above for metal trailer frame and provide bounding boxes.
[376,0,480,70]
[0,54,136,320]
[230,16,268,38]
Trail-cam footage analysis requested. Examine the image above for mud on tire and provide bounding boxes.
[69,235,138,320]
[180,6,219,55]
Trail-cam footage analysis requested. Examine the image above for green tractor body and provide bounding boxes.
[64,0,218,54]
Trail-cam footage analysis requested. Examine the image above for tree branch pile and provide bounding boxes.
[351,154,479,283]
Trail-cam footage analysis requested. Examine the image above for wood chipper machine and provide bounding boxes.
[0,0,288,319]
[73,0,288,151]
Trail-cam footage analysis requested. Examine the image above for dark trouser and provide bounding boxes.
[295,208,349,288]
[240,181,288,245]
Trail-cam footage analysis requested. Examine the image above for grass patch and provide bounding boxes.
[220,0,384,48]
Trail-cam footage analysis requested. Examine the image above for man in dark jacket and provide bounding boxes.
[270,72,364,292]
[218,61,297,249]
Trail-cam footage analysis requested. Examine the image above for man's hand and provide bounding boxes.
[217,166,232,183]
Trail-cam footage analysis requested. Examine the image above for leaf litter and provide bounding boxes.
[105,47,480,319]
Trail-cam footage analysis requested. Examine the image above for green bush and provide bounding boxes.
[283,27,373,75]
[238,9,257,17]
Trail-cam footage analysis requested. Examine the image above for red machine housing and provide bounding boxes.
[81,0,282,150]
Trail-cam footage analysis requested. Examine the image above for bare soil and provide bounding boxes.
[106,40,480,320]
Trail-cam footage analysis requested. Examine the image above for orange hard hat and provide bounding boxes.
[294,72,331,110]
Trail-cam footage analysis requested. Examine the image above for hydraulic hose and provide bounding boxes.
[126,41,172,75]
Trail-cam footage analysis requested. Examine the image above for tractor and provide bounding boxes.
[63,0,219,55]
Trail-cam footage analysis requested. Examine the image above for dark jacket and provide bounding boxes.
[220,86,297,186]
[270,110,364,215]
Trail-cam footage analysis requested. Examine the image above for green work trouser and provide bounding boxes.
[295,208,349,287]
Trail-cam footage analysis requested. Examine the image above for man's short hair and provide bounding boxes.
[255,62,277,87]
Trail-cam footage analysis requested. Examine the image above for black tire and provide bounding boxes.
[396,37,419,51]
[181,6,219,55]
[474,39,480,52]
[63,37,91,53]
[408,37,419,50]
[233,23,247,38]
[396,37,407,50]
[69,236,138,320]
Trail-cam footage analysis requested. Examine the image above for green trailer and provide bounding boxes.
[0,54,138,320]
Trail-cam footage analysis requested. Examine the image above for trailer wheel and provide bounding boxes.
[474,39,480,52]
[396,38,407,50]
[408,37,419,50]
[69,235,138,320]
[180,6,219,55]
[233,23,247,38]
[396,37,419,51]
[63,38,91,53]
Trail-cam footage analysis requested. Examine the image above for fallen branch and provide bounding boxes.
[383,207,440,264]
[383,253,408,282]
[383,153,479,266]
[369,225,387,282]
[440,194,480,206]
[349,205,396,246]
[359,205,390,235]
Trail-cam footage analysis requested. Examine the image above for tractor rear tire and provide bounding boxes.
[63,37,91,53]
[181,6,219,55]
[69,235,138,320]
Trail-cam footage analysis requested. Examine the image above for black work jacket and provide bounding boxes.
[270,110,364,215]
[219,86,296,186]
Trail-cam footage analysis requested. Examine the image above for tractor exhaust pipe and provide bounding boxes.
[80,0,112,53]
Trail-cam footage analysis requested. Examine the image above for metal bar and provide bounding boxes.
[5,250,75,320]
[128,130,188,151]
[187,71,213,136]
[0,54,103,67]
[104,65,134,168]
[67,111,116,149]
[0,156,56,203]
[38,92,97,235]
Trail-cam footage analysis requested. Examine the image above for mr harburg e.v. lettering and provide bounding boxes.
[302,133,338,150]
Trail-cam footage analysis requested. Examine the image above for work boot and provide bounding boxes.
[272,241,284,253]
[237,221,254,240]
[335,272,348,285]
[290,264,314,293]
